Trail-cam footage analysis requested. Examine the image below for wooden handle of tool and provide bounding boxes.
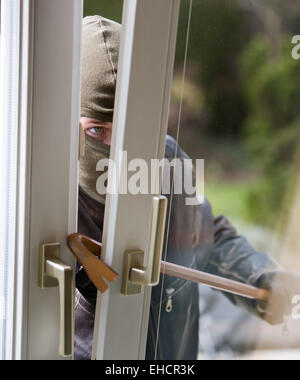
[160,261,270,302]
[67,234,270,301]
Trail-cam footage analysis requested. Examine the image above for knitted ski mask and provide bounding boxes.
[80,16,121,204]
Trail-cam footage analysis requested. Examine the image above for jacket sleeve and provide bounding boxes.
[205,214,280,317]
[164,135,281,318]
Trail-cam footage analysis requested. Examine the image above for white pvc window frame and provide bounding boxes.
[0,0,82,360]
[0,0,27,360]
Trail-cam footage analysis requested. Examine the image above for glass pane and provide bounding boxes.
[153,0,300,360]
[0,0,20,360]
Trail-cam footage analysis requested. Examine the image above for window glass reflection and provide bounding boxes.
[166,0,300,360]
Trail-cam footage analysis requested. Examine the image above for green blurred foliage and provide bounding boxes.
[84,0,123,22]
[176,0,250,136]
[240,36,300,227]
[206,180,255,223]
[174,0,300,228]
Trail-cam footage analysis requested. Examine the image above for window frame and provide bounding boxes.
[0,0,82,360]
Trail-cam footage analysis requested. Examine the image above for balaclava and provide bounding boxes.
[80,16,121,204]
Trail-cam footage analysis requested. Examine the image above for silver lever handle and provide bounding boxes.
[39,243,74,357]
[121,196,168,296]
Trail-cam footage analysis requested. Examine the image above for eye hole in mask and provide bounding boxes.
[87,127,106,140]
[79,129,111,205]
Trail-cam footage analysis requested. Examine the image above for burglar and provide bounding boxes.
[75,15,300,360]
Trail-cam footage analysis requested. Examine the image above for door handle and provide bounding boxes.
[38,243,74,358]
[121,196,168,295]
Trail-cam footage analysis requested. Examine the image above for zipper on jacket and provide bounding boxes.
[165,288,175,313]
[165,280,190,313]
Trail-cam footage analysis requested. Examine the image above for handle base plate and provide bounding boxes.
[121,250,144,296]
[39,243,61,289]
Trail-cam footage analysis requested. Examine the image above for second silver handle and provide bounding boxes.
[130,196,168,286]
[122,196,168,296]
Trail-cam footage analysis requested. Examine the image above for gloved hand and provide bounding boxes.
[255,271,300,325]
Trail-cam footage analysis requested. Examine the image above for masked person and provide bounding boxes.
[75,15,300,360]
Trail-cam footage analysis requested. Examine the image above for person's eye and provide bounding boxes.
[89,127,104,134]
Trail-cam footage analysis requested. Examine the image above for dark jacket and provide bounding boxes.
[75,135,279,360]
